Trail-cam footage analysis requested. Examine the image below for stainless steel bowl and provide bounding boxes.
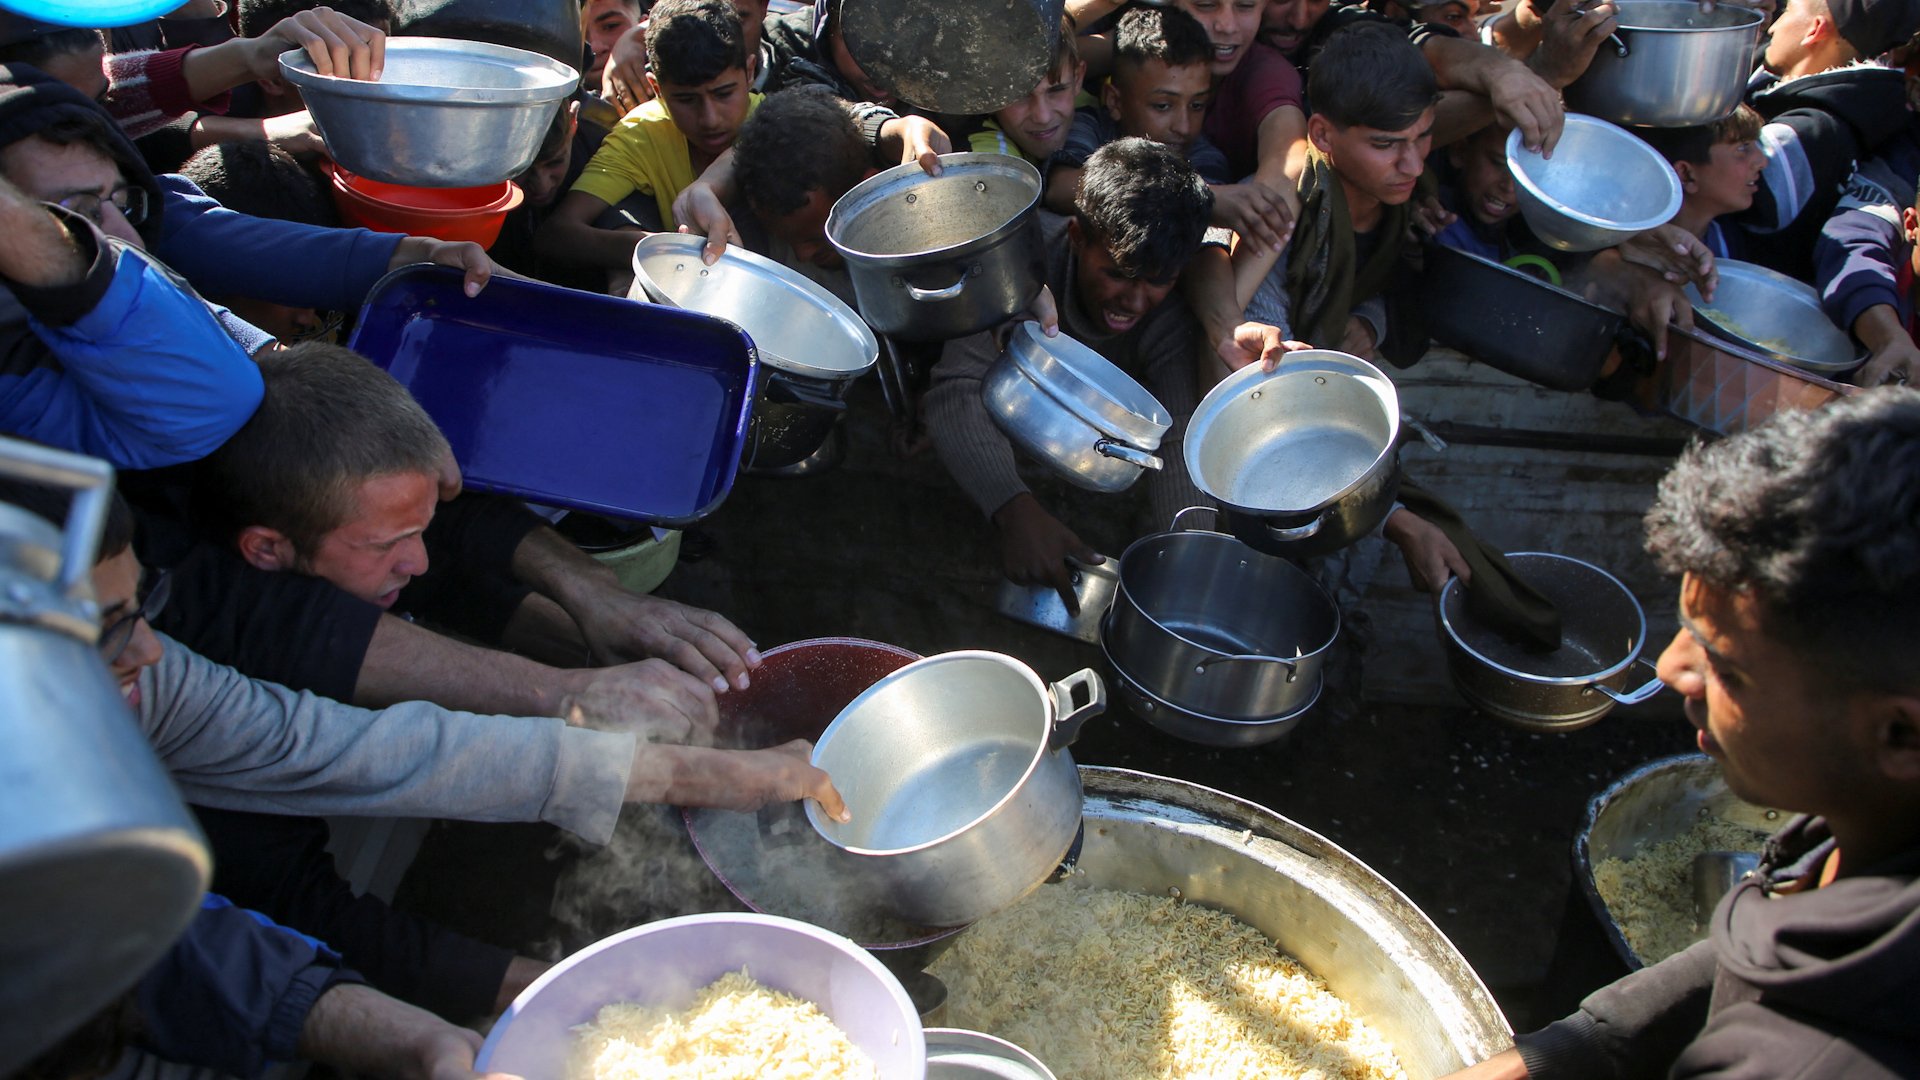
[1565,1,1766,127]
[1507,116,1682,251]
[281,37,578,188]
[982,322,1169,492]
[1685,259,1865,376]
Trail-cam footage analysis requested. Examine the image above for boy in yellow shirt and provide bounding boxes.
[537,0,761,284]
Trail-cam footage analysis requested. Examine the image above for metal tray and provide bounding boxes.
[1633,324,1854,437]
[350,265,758,525]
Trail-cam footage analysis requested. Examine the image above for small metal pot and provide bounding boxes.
[1565,1,1766,127]
[1185,351,1402,558]
[1102,620,1322,747]
[1436,552,1665,731]
[828,154,1045,342]
[982,322,1169,492]
[806,652,1104,928]
[1105,508,1339,722]
[839,0,1063,114]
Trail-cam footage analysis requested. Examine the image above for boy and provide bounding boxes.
[1044,6,1232,213]
[967,18,1085,166]
[538,0,760,281]
[733,84,870,272]
[1639,105,1766,261]
[1432,122,1520,260]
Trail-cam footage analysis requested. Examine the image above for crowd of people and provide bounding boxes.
[0,0,1916,1075]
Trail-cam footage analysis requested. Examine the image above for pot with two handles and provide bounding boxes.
[1184,350,1402,559]
[983,321,1169,492]
[805,652,1104,929]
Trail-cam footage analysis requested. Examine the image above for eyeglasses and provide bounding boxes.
[98,569,171,665]
[58,185,150,228]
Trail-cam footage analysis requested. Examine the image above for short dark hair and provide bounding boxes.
[1074,136,1213,281]
[203,342,449,553]
[1644,388,1920,694]
[179,142,338,228]
[238,0,396,38]
[735,84,866,216]
[1638,104,1764,167]
[13,112,137,185]
[1112,4,1214,80]
[0,476,136,564]
[0,26,100,70]
[645,0,747,88]
[1309,22,1438,131]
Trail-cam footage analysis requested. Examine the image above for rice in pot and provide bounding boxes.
[1593,815,1769,964]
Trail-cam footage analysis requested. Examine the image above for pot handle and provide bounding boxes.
[1048,667,1107,751]
[1171,505,1221,532]
[903,272,970,302]
[1594,658,1666,705]
[1193,652,1300,683]
[1265,513,1325,543]
[1096,440,1163,471]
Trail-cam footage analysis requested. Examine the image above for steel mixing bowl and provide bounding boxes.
[1507,116,1682,251]
[1685,259,1865,376]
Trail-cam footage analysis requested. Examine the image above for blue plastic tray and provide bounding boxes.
[350,265,758,525]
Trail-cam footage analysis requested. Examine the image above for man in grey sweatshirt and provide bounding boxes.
[1446,387,1920,1079]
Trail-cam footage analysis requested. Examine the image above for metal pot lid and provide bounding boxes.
[1185,350,1400,514]
[828,153,1041,266]
[630,233,878,381]
[924,1028,1059,1080]
[837,0,1060,115]
[1685,259,1862,375]
[1007,322,1170,446]
[1438,552,1644,684]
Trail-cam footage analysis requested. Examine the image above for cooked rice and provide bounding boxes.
[1593,815,1769,963]
[566,969,875,1080]
[930,884,1408,1080]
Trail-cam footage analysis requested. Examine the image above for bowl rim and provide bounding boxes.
[1607,0,1768,31]
[1505,117,1682,233]
[278,36,579,103]
[329,164,523,216]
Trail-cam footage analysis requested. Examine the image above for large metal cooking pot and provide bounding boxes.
[630,233,878,469]
[1565,2,1766,127]
[1105,508,1339,723]
[839,0,1064,114]
[1415,242,1626,391]
[1685,259,1865,377]
[1437,552,1665,731]
[1058,768,1514,1074]
[806,652,1105,928]
[1185,350,1401,558]
[1507,118,1682,252]
[983,322,1169,492]
[828,153,1045,342]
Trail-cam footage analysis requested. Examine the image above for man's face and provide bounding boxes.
[583,0,639,60]
[1070,219,1182,335]
[1684,136,1765,218]
[650,67,753,161]
[1312,107,1436,207]
[1179,0,1265,79]
[761,187,841,268]
[1656,575,1855,813]
[1416,1,1476,34]
[1261,0,1332,57]
[0,135,144,247]
[996,61,1084,161]
[296,471,436,607]
[1450,129,1517,226]
[1104,58,1212,155]
[828,24,894,105]
[91,548,165,711]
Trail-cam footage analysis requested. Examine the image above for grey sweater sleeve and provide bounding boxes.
[924,328,1029,519]
[1515,937,1719,1080]
[136,633,635,845]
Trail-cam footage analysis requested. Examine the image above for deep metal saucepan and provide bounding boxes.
[1185,350,1401,558]
[1565,1,1766,127]
[827,153,1045,342]
[806,652,1105,928]
[1102,618,1323,747]
[983,321,1169,492]
[1436,552,1664,731]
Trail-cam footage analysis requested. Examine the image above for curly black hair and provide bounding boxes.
[1645,387,1920,692]
[646,0,747,88]
[180,141,337,228]
[1073,136,1213,282]
[735,85,865,217]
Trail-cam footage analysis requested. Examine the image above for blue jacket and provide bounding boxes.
[134,894,364,1079]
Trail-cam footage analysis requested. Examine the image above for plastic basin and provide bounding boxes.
[327,164,523,248]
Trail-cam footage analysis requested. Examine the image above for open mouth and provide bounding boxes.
[1104,309,1141,332]
[1213,43,1241,63]
[1481,194,1512,218]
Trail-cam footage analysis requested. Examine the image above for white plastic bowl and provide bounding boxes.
[476,912,927,1078]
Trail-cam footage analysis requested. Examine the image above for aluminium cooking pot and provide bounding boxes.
[1415,242,1626,392]
[1564,1,1766,127]
[1185,350,1401,558]
[806,652,1104,928]
[827,153,1045,342]
[1437,552,1665,731]
[1102,617,1323,747]
[983,322,1169,492]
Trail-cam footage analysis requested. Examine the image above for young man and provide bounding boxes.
[927,138,1214,608]
[1445,387,1920,1080]
[1045,5,1233,214]
[966,19,1084,166]
[1816,161,1920,387]
[1639,106,1767,260]
[539,0,761,280]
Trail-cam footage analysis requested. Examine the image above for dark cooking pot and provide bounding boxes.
[839,0,1064,114]
[1437,552,1665,731]
[1105,508,1338,725]
[1185,351,1401,558]
[828,154,1044,342]
[1415,242,1625,392]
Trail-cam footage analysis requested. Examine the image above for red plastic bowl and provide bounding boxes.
[327,164,523,248]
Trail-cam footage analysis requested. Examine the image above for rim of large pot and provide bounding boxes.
[805,650,1059,855]
[1113,527,1342,662]
[826,153,1042,268]
[1437,552,1646,685]
[1604,1,1765,32]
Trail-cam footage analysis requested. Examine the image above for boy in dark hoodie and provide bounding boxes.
[1445,387,1920,1080]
